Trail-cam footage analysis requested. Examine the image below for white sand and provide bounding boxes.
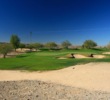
[0,62,110,92]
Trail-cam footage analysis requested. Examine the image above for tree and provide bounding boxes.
[19,43,25,50]
[61,40,72,49]
[33,43,43,50]
[10,34,20,51]
[82,40,97,49]
[0,44,13,58]
[26,44,34,51]
[45,42,58,50]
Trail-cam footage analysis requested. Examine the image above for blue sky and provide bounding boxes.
[0,0,110,46]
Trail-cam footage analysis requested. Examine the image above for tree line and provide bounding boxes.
[9,34,97,49]
[0,34,109,58]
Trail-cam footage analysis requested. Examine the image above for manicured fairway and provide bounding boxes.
[0,49,110,71]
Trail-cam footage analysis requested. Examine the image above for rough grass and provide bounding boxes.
[0,49,110,71]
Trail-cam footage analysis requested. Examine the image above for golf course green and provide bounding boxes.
[0,49,110,71]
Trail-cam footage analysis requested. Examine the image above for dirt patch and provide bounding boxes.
[0,80,110,100]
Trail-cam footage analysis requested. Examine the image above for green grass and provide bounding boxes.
[0,48,110,71]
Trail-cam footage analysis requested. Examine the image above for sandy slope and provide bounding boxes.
[0,62,110,92]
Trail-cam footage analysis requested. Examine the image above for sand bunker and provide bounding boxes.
[74,54,88,58]
[66,54,88,58]
[0,62,110,92]
[58,54,87,59]
[74,54,105,59]
[103,52,110,54]
[58,57,67,59]
[93,55,105,58]
[58,54,105,59]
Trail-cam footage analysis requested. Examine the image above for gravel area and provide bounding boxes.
[0,80,110,100]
